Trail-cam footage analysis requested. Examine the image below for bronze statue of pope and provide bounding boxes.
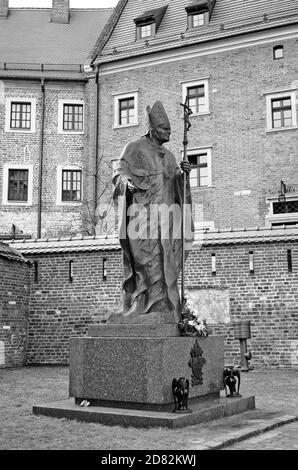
[110,101,193,324]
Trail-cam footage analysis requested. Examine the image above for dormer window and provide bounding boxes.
[139,23,155,39]
[134,5,168,41]
[185,0,216,29]
[191,13,205,28]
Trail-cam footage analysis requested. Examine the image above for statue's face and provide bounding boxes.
[152,125,171,143]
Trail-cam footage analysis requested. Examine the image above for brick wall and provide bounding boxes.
[26,250,122,364]
[95,37,298,230]
[0,257,31,368]
[24,239,298,368]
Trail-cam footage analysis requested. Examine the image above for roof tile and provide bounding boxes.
[0,8,113,66]
[94,0,298,64]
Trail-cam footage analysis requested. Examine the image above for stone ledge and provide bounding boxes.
[88,323,180,337]
[33,395,255,429]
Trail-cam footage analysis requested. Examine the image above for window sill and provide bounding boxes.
[190,185,214,190]
[266,126,298,134]
[5,128,35,134]
[182,112,210,118]
[2,201,32,206]
[58,130,85,135]
[113,123,139,129]
[56,202,83,207]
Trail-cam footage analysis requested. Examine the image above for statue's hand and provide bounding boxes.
[122,176,137,193]
[180,161,191,175]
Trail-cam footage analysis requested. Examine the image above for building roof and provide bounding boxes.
[92,0,298,65]
[0,241,29,263]
[0,8,113,70]
[8,226,298,255]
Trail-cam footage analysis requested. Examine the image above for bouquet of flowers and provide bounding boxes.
[178,295,209,337]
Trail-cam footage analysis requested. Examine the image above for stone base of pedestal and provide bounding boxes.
[33,323,256,428]
[33,395,256,429]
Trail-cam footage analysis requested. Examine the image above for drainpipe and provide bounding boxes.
[37,79,45,238]
[93,65,100,234]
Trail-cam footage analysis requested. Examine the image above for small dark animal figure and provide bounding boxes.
[223,367,241,397]
[172,377,190,412]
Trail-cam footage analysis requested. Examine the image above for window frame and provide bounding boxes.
[273,45,284,60]
[2,163,33,206]
[58,99,85,135]
[188,12,208,29]
[62,103,84,133]
[56,165,83,206]
[182,79,210,116]
[136,22,155,40]
[266,90,297,131]
[113,91,139,128]
[5,97,36,133]
[271,97,292,129]
[266,194,298,227]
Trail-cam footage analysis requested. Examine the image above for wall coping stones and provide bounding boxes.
[7,225,298,254]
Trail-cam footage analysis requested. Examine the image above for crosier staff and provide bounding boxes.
[180,97,193,310]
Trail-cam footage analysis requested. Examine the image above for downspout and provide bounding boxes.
[37,79,45,238]
[93,65,100,234]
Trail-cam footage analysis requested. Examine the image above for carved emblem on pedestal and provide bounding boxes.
[188,339,206,386]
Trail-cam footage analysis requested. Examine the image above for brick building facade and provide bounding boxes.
[87,0,298,233]
[0,1,112,239]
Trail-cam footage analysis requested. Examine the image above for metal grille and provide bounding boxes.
[8,169,28,201]
[273,201,298,214]
[63,104,83,131]
[62,170,82,202]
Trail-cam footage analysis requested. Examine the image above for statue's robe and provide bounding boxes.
[112,136,194,322]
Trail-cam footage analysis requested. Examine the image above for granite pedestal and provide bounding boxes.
[33,321,256,427]
[69,325,224,409]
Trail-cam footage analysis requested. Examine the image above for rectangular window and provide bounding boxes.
[114,92,138,128]
[191,13,205,27]
[63,104,83,131]
[273,45,284,60]
[182,79,209,115]
[273,200,298,214]
[119,98,135,126]
[271,97,292,128]
[188,153,208,188]
[140,24,153,38]
[62,170,82,202]
[187,85,206,114]
[8,169,29,202]
[266,91,296,131]
[10,102,31,130]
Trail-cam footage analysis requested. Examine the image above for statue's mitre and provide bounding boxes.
[146,101,170,129]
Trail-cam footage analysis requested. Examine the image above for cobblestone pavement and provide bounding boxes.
[224,421,298,450]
